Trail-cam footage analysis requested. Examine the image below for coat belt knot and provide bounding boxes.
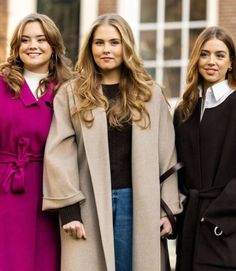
[0,137,43,193]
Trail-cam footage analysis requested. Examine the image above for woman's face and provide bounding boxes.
[198,38,232,90]
[91,24,123,82]
[19,21,53,73]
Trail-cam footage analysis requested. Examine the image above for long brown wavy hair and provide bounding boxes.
[177,26,236,121]
[0,13,73,97]
[75,13,153,128]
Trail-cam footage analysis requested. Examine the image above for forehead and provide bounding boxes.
[201,38,229,52]
[22,21,44,35]
[93,24,121,39]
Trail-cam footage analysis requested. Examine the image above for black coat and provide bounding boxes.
[174,92,236,271]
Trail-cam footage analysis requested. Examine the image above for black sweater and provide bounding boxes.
[103,84,132,189]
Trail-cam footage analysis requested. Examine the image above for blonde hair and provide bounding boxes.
[75,13,153,128]
[0,13,73,96]
[178,26,236,121]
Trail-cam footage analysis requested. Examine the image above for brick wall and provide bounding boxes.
[219,0,236,39]
[0,0,7,62]
[98,0,117,15]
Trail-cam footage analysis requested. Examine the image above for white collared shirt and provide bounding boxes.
[199,80,234,120]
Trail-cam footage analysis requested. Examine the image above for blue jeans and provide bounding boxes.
[112,188,133,271]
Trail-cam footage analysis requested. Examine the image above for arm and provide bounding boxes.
[59,203,86,239]
[158,92,183,217]
[43,82,86,238]
[157,91,184,235]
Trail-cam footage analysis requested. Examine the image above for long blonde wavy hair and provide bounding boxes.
[0,13,73,97]
[75,13,153,128]
[177,26,236,121]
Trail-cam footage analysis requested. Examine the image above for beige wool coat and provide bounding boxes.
[43,80,183,271]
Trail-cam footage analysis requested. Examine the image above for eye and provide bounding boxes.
[200,51,208,57]
[21,37,29,43]
[94,40,103,45]
[37,38,47,43]
[111,40,120,46]
[216,53,226,59]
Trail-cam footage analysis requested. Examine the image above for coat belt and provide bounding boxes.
[0,137,43,193]
[179,185,224,271]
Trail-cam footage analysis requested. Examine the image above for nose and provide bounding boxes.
[103,43,110,54]
[208,54,216,65]
[28,39,38,49]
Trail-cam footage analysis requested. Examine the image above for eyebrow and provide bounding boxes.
[201,49,227,54]
[21,34,46,38]
[93,38,121,41]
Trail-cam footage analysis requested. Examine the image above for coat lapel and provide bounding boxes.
[19,81,38,106]
[80,107,115,270]
[19,80,55,107]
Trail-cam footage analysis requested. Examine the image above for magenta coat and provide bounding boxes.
[0,76,60,271]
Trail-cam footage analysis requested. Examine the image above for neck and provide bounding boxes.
[102,70,120,85]
[24,69,48,78]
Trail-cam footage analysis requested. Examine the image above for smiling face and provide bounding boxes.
[19,21,53,73]
[198,38,232,90]
[91,24,123,83]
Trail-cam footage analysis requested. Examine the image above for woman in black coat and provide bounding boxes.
[174,26,236,271]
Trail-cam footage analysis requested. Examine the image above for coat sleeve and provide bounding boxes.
[157,89,184,217]
[42,82,85,211]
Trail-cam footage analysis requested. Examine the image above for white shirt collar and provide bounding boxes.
[198,80,233,101]
[199,80,234,120]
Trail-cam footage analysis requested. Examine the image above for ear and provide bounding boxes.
[229,57,234,71]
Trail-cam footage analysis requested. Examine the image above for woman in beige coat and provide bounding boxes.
[43,13,183,271]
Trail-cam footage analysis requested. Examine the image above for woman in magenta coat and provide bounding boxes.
[0,13,72,271]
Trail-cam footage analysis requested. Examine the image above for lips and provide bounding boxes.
[27,52,41,56]
[101,57,113,60]
[205,68,217,75]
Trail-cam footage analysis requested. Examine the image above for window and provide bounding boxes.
[38,0,80,64]
[139,0,212,102]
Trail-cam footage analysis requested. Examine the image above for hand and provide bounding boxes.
[63,220,87,240]
[160,217,172,238]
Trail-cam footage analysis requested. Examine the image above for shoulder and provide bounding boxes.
[222,90,236,118]
[53,79,79,115]
[54,79,78,105]
[173,109,182,130]
[149,82,170,112]
[228,90,236,103]
[150,82,166,103]
[56,78,77,97]
[152,82,163,96]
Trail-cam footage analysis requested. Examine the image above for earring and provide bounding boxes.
[228,67,232,71]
